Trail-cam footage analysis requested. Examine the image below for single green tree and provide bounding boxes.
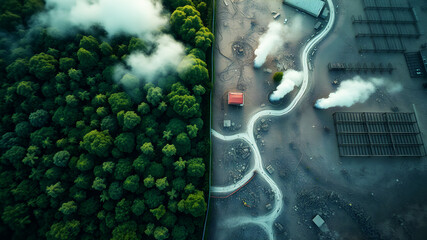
[186,124,198,139]
[92,177,107,191]
[146,87,163,106]
[59,57,75,71]
[76,154,94,172]
[172,225,188,240]
[150,204,166,220]
[77,48,98,69]
[153,226,169,240]
[137,102,150,115]
[133,155,149,174]
[46,220,80,240]
[145,223,155,236]
[144,175,155,188]
[123,175,140,193]
[162,144,176,157]
[6,58,29,81]
[173,157,186,171]
[114,132,135,153]
[102,161,115,174]
[68,68,83,82]
[123,111,141,130]
[195,27,214,51]
[174,133,191,156]
[108,92,133,114]
[111,221,138,240]
[80,130,113,157]
[187,158,205,178]
[115,199,131,223]
[53,150,70,167]
[108,182,123,200]
[140,142,154,156]
[131,199,145,216]
[79,35,99,52]
[273,72,283,83]
[100,42,113,56]
[114,159,132,180]
[182,190,206,217]
[46,182,65,198]
[156,177,169,191]
[169,95,200,119]
[16,81,35,98]
[144,189,165,209]
[74,174,91,189]
[29,52,57,80]
[59,201,77,215]
[162,130,173,141]
[15,121,32,138]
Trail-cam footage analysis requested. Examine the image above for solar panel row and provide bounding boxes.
[333,112,426,157]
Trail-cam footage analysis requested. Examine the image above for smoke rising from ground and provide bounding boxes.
[254,22,286,68]
[270,70,303,101]
[34,0,184,85]
[254,16,305,68]
[314,76,402,109]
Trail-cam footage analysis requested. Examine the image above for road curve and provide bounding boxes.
[210,0,336,239]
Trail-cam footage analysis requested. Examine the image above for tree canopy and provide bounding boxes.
[0,0,211,239]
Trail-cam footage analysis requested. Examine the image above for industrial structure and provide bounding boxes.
[328,62,394,73]
[333,112,426,157]
[421,49,427,73]
[405,51,427,78]
[228,92,244,106]
[352,0,421,53]
[283,0,325,18]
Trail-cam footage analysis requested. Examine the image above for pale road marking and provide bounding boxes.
[211,1,336,239]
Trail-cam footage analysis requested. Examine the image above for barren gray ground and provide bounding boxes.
[208,0,427,239]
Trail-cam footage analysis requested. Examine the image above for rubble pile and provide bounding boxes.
[275,54,296,71]
[233,42,245,56]
[219,141,252,183]
[254,118,272,150]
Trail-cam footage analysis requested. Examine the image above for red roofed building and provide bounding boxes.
[228,92,244,106]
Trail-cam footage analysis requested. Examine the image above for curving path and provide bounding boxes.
[210,0,336,239]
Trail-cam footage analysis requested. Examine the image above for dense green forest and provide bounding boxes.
[0,0,213,239]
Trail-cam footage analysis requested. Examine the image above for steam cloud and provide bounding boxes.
[115,35,184,84]
[270,70,303,101]
[314,76,402,109]
[254,22,286,68]
[254,16,305,68]
[35,0,167,38]
[34,0,185,85]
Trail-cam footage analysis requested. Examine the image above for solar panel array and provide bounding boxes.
[352,0,421,53]
[333,112,426,157]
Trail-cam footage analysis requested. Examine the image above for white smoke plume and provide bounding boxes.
[254,22,286,68]
[314,76,402,109]
[270,70,303,101]
[254,16,305,68]
[33,0,184,84]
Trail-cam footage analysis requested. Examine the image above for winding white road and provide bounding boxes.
[211,0,336,239]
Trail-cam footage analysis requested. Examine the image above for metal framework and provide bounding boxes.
[352,0,421,53]
[328,62,394,73]
[333,112,426,157]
